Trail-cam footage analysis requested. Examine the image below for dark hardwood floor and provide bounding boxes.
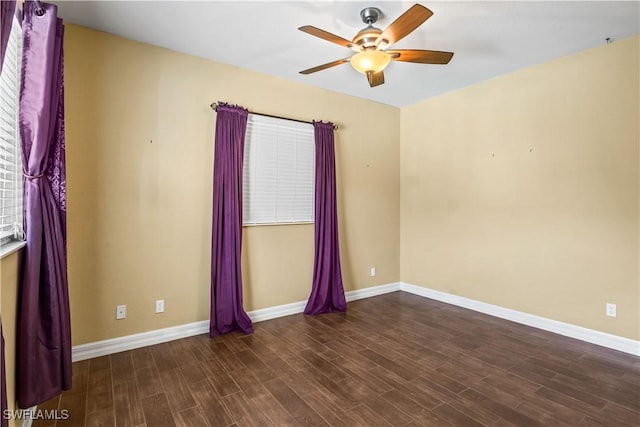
[33,292,639,426]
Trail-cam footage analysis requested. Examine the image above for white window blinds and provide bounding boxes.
[0,17,23,246]
[243,115,315,225]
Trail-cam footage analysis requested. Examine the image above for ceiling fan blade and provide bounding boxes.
[367,71,385,87]
[299,58,350,75]
[299,26,361,51]
[375,4,433,47]
[388,49,454,64]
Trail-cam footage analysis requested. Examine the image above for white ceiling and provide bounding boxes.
[54,1,640,108]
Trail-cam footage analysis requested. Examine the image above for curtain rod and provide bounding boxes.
[209,103,338,130]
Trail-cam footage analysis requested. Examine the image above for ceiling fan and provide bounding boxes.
[299,3,454,87]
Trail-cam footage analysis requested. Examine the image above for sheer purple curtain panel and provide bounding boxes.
[210,103,253,337]
[16,1,71,408]
[0,2,16,424]
[304,121,347,315]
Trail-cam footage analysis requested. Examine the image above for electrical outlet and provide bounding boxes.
[155,299,165,314]
[370,267,376,277]
[606,303,616,318]
[116,305,126,320]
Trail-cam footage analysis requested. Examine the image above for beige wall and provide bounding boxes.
[47,25,640,347]
[64,25,400,345]
[1,251,20,427]
[400,36,639,340]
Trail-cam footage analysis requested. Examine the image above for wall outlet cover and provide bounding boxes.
[116,305,126,320]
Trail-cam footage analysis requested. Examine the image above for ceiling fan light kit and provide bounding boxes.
[299,3,454,88]
[350,50,391,74]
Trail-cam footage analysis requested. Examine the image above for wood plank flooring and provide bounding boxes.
[33,292,639,426]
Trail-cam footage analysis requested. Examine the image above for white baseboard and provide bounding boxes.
[71,282,400,362]
[345,282,402,301]
[400,282,640,357]
[72,320,210,362]
[247,300,308,323]
[247,282,401,323]
[72,281,638,361]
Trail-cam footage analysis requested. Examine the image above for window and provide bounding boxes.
[0,17,23,248]
[243,115,315,225]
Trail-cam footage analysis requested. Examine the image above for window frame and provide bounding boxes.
[0,16,25,255]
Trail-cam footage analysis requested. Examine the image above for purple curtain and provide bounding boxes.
[16,1,71,408]
[1,2,16,425]
[304,122,347,315]
[0,321,9,427]
[0,0,16,67]
[0,322,6,427]
[210,103,253,337]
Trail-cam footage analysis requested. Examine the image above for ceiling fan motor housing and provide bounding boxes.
[353,26,382,48]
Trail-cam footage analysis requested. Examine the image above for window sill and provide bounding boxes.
[243,221,314,227]
[1,240,26,259]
